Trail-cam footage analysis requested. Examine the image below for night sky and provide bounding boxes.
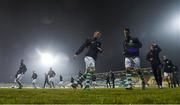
[0,0,180,82]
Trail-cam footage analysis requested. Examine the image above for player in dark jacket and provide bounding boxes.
[32,71,38,89]
[73,31,103,89]
[146,43,162,89]
[123,28,145,90]
[162,56,173,88]
[12,59,27,89]
[48,68,56,88]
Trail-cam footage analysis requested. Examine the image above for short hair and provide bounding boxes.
[95,31,102,34]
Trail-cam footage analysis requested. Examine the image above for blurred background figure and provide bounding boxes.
[32,70,38,89]
[12,59,27,89]
[43,72,51,88]
[106,73,111,88]
[110,71,115,88]
[59,75,65,88]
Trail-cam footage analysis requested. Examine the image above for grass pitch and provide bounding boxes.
[0,88,179,104]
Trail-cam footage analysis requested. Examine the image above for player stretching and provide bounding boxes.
[123,28,145,90]
[32,71,38,89]
[12,59,27,89]
[146,44,162,89]
[73,31,103,89]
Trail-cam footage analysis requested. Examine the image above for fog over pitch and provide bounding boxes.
[0,0,180,82]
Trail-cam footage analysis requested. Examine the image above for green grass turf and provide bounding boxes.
[0,88,179,104]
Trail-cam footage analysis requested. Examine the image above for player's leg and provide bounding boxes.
[12,78,17,88]
[83,56,95,89]
[49,77,55,88]
[47,79,52,88]
[157,67,163,88]
[72,57,92,89]
[59,81,63,88]
[153,69,159,86]
[16,74,23,89]
[125,57,133,89]
[43,80,47,88]
[32,79,37,89]
[112,79,115,88]
[169,73,174,88]
[174,74,180,87]
[93,81,96,88]
[172,74,177,87]
[52,81,55,88]
[106,82,108,88]
[154,67,163,88]
[133,57,145,89]
[176,76,180,87]
[84,72,92,89]
[164,72,170,88]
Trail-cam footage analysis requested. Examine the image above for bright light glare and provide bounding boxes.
[40,52,58,67]
[169,14,180,32]
[36,49,69,67]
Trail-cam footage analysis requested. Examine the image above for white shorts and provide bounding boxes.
[32,79,37,84]
[92,81,96,85]
[16,74,24,81]
[125,57,140,69]
[49,77,54,82]
[164,72,171,77]
[84,56,95,69]
[59,81,64,85]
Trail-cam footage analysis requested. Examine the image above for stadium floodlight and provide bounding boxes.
[36,49,59,67]
[36,49,69,68]
[39,52,57,67]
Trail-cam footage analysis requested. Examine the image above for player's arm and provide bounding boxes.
[97,47,103,53]
[122,41,127,55]
[97,42,103,53]
[74,39,90,58]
